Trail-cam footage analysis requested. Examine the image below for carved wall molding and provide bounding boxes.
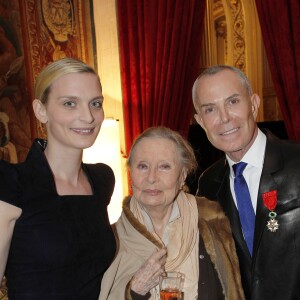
[200,0,281,122]
[18,0,96,137]
[21,0,41,82]
[230,0,246,71]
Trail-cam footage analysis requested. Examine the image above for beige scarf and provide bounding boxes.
[130,191,199,299]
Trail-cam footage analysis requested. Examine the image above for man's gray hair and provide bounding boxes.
[192,65,253,110]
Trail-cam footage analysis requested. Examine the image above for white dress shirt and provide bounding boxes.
[227,129,267,213]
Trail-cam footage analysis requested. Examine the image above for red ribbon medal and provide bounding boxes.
[263,190,279,232]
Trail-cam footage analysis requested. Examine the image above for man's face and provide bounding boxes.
[193,69,260,161]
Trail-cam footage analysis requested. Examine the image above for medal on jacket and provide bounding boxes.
[263,190,279,232]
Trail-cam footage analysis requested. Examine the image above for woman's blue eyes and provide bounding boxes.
[63,100,103,108]
[137,164,147,170]
[64,101,76,107]
[160,164,171,170]
[137,164,171,170]
[91,101,103,108]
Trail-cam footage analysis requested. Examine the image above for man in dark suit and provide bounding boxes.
[192,65,300,300]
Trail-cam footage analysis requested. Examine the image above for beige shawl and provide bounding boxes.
[130,192,199,298]
[99,192,245,300]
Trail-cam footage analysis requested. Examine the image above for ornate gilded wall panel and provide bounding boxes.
[230,0,246,72]
[200,0,282,122]
[0,0,32,162]
[0,0,96,158]
[19,0,96,138]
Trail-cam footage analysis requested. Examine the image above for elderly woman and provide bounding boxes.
[100,127,245,300]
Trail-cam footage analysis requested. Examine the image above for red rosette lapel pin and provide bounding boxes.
[263,190,279,232]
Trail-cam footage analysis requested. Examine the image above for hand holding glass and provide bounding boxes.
[159,272,184,300]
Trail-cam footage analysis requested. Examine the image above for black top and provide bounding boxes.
[0,139,116,299]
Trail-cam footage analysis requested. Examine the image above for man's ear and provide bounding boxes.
[32,99,48,124]
[194,113,204,129]
[251,93,260,119]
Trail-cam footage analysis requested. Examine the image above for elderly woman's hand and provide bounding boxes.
[130,248,167,295]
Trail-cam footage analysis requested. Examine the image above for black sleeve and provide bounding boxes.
[130,290,151,300]
[83,163,115,206]
[198,234,225,300]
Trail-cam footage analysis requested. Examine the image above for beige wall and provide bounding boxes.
[93,0,129,209]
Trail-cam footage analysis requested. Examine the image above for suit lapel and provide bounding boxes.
[252,132,284,259]
[207,130,285,282]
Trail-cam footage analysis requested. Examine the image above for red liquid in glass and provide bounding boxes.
[160,288,181,300]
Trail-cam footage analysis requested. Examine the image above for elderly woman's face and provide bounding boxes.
[130,137,185,211]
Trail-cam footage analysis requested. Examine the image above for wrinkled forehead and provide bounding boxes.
[133,137,180,162]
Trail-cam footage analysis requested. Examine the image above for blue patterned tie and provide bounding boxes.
[233,162,255,256]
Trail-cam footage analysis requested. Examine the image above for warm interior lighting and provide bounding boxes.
[83,119,123,223]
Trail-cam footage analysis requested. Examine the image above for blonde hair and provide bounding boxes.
[127,126,197,176]
[34,58,100,104]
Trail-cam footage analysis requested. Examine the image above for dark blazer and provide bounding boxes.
[197,130,300,300]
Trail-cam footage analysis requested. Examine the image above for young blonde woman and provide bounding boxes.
[0,58,116,299]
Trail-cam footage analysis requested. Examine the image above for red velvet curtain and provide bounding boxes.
[117,0,206,154]
[255,0,300,141]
